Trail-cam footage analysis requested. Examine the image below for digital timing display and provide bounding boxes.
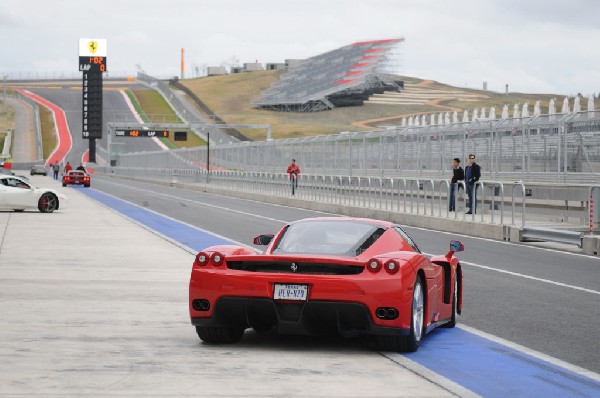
[79,56,107,73]
[115,130,169,138]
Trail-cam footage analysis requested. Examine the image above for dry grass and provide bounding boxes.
[0,102,15,152]
[180,71,587,140]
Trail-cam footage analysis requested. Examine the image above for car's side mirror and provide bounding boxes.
[253,234,274,245]
[446,240,464,259]
[450,240,464,252]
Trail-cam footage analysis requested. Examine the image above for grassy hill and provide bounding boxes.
[179,70,589,141]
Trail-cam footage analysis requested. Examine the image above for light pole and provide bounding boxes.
[2,75,7,114]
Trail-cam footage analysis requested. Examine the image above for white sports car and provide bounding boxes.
[0,175,68,213]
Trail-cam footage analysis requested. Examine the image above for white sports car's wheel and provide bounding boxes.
[38,193,58,213]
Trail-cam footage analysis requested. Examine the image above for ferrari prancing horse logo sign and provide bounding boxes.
[88,41,98,54]
[79,38,106,57]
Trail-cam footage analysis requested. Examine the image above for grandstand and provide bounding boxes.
[253,38,404,112]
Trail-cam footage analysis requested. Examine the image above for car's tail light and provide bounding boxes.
[384,259,400,275]
[211,251,224,266]
[194,251,209,266]
[366,258,382,273]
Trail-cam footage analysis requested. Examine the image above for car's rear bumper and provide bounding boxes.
[191,297,410,337]
[189,267,416,334]
[63,181,88,185]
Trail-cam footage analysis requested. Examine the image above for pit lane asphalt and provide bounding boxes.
[0,174,458,397]
[86,173,600,375]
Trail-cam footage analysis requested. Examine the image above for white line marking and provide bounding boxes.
[98,177,600,295]
[84,188,254,251]
[422,250,599,295]
[458,324,600,382]
[461,259,600,295]
[98,178,290,224]
[410,224,600,261]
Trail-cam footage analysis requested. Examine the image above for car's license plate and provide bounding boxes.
[273,283,308,301]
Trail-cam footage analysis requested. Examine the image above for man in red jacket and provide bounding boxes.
[287,159,301,195]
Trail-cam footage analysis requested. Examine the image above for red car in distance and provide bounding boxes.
[62,170,90,187]
[189,217,464,352]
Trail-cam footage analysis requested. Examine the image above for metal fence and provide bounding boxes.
[107,167,535,227]
[107,167,600,238]
[115,110,600,184]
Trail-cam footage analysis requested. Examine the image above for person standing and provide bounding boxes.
[287,159,301,195]
[52,162,60,180]
[465,154,481,214]
[64,161,72,174]
[449,158,464,212]
[76,163,87,173]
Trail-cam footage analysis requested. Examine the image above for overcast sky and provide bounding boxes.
[1,0,598,95]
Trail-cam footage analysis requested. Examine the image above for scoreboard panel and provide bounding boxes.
[115,129,169,138]
[79,38,106,140]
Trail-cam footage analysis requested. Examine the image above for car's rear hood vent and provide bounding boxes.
[226,260,364,275]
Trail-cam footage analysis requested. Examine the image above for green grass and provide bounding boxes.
[128,89,206,148]
[39,105,57,160]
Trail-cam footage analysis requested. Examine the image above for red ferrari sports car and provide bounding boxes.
[62,170,90,187]
[189,217,464,352]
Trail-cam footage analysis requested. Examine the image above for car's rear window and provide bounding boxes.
[272,220,384,256]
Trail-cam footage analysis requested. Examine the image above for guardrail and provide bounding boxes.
[521,227,584,247]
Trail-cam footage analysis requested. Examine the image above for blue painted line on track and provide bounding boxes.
[80,188,231,251]
[79,186,600,397]
[406,326,600,397]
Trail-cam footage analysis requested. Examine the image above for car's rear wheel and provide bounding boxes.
[195,326,245,344]
[443,272,459,328]
[38,193,58,213]
[374,275,425,352]
[84,184,90,188]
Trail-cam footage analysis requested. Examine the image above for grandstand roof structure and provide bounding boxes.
[254,38,405,112]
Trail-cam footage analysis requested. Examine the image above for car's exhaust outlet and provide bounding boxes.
[386,308,398,319]
[192,299,210,311]
[376,307,398,320]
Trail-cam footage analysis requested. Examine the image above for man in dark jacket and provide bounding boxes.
[465,154,481,214]
[449,158,464,212]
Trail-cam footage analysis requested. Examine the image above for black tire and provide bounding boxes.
[374,275,425,352]
[84,184,90,188]
[195,326,245,344]
[38,192,58,213]
[443,272,459,328]
[62,183,67,187]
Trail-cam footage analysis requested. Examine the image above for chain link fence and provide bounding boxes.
[115,110,600,183]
